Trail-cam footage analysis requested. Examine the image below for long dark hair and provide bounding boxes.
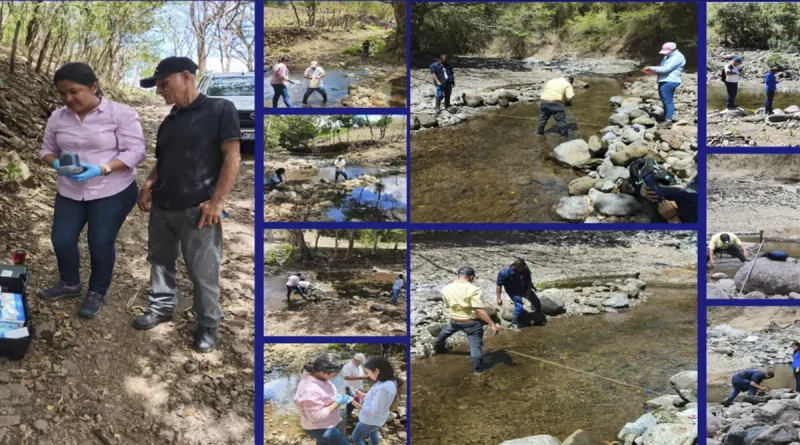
[303,352,343,374]
[54,62,102,98]
[364,356,403,390]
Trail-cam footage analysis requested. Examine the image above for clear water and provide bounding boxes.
[325,175,406,222]
[707,84,800,112]
[710,240,800,279]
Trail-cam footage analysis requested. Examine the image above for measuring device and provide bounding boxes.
[56,153,85,175]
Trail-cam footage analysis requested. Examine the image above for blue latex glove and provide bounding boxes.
[52,159,60,170]
[335,394,353,406]
[69,163,102,182]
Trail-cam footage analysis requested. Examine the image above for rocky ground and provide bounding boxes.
[549,76,698,223]
[410,56,640,129]
[706,47,800,146]
[410,231,697,357]
[263,344,407,445]
[707,307,800,445]
[498,372,698,445]
[708,252,800,300]
[0,76,255,443]
[264,140,406,222]
[264,246,406,337]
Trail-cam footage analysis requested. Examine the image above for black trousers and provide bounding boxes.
[707,245,747,263]
[538,101,568,136]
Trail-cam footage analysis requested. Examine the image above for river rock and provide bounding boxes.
[611,145,650,166]
[734,258,800,295]
[0,152,31,185]
[499,98,509,107]
[588,135,606,156]
[751,424,797,445]
[784,105,800,114]
[497,90,519,101]
[598,159,630,184]
[500,435,562,445]
[540,295,566,316]
[629,108,649,119]
[411,116,421,130]
[593,194,642,216]
[417,113,438,128]
[595,180,615,192]
[707,283,731,299]
[602,293,629,308]
[562,430,603,445]
[768,114,792,123]
[610,96,623,106]
[670,371,698,395]
[755,400,800,422]
[711,273,729,280]
[463,92,484,107]
[622,126,645,144]
[642,424,696,445]
[619,413,658,439]
[553,196,590,222]
[568,177,598,195]
[610,113,631,127]
[622,97,642,106]
[484,95,499,106]
[554,139,591,167]
[632,116,656,127]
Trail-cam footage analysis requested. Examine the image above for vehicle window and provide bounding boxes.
[206,77,255,96]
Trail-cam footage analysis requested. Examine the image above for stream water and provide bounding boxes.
[410,287,697,444]
[707,85,800,112]
[710,239,800,279]
[264,270,398,312]
[706,364,795,402]
[266,66,406,107]
[411,76,626,223]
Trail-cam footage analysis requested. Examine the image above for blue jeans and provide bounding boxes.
[52,181,138,295]
[795,370,800,392]
[726,377,757,402]
[725,82,738,109]
[434,320,484,372]
[303,87,328,103]
[436,83,453,108]
[287,285,305,301]
[335,171,348,181]
[271,84,292,108]
[306,427,349,445]
[658,81,680,121]
[765,90,776,114]
[352,422,381,445]
[511,295,525,324]
[391,287,400,304]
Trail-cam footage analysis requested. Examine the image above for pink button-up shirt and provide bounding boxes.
[293,373,341,430]
[40,98,146,201]
[270,63,290,86]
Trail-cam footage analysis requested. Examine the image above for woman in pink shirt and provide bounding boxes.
[293,353,351,445]
[270,56,294,108]
[38,63,146,318]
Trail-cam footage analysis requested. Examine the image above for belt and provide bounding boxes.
[540,100,561,103]
[452,318,478,323]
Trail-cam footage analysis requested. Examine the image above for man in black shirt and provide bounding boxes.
[135,57,241,352]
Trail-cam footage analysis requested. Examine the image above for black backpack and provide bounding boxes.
[720,67,726,82]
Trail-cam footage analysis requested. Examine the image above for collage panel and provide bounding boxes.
[409,2,698,224]
[264,1,407,109]
[410,230,698,444]
[264,343,409,444]
[706,154,800,300]
[264,229,407,337]
[706,2,800,148]
[707,307,800,439]
[264,115,408,223]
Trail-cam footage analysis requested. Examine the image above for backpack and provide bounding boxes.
[765,251,789,261]
[389,378,405,412]
[721,67,727,82]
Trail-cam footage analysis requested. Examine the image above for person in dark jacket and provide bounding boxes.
[430,54,455,112]
[765,67,778,115]
[722,369,773,406]
[496,258,545,330]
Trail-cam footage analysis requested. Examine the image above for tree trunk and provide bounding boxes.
[314,231,321,251]
[333,230,340,256]
[289,230,313,262]
[372,232,379,252]
[394,241,398,250]
[289,1,301,28]
[34,28,50,73]
[345,231,355,260]
[9,20,21,75]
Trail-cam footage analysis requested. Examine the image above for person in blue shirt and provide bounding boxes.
[430,54,455,112]
[265,168,286,189]
[765,67,778,115]
[792,341,800,392]
[496,258,544,330]
[646,42,685,129]
[722,369,773,406]
[391,274,404,305]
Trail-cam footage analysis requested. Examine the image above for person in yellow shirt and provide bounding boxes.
[707,232,749,268]
[433,266,501,373]
[538,76,575,137]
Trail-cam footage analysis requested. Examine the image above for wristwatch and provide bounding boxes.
[100,164,111,176]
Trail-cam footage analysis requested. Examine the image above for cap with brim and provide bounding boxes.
[659,42,677,55]
[140,56,199,88]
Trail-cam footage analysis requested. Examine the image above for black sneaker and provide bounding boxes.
[78,291,105,318]
[40,281,82,300]
[194,326,217,353]
[133,312,173,330]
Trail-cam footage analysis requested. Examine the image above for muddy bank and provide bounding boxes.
[410,231,697,357]
[264,344,407,445]
[264,140,407,222]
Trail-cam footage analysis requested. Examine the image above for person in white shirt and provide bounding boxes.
[725,57,743,110]
[351,356,402,445]
[302,61,328,105]
[286,273,306,305]
[333,156,347,181]
[341,353,369,418]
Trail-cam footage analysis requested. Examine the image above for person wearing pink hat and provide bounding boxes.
[645,42,685,129]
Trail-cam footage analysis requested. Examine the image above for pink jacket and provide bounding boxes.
[293,373,341,430]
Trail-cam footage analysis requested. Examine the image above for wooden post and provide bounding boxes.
[759,230,764,243]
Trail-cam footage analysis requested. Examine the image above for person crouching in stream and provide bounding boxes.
[722,369,774,406]
[351,356,403,445]
[294,353,352,445]
[707,232,749,269]
[39,62,146,318]
[538,76,575,137]
[433,267,501,373]
[496,258,545,330]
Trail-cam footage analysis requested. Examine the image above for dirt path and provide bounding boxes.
[0,98,255,444]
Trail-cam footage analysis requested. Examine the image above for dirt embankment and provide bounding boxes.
[410,231,697,357]
[0,68,255,443]
[707,155,800,237]
[264,246,406,337]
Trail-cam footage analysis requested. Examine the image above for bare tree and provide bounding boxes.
[9,19,21,74]
[188,1,221,74]
[289,230,313,262]
[345,230,356,260]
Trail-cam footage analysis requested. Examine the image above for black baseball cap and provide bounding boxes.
[139,56,199,88]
